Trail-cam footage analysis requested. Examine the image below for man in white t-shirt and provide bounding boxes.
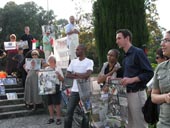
[65,16,80,60]
[64,44,94,128]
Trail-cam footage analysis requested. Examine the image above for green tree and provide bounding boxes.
[93,0,149,67]
[56,19,68,37]
[145,0,165,63]
[0,1,56,47]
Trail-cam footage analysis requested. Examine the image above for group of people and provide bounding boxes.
[0,15,170,128]
[64,29,170,128]
[0,26,33,77]
[64,28,153,128]
[0,15,80,126]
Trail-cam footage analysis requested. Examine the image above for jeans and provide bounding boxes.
[64,92,89,128]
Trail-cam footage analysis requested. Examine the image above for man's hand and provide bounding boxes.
[120,77,139,86]
[73,29,79,34]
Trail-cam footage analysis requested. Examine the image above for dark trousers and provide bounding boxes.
[21,69,27,87]
[64,92,89,128]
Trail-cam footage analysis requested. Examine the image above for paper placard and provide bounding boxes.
[25,58,41,70]
[0,85,5,95]
[38,70,59,95]
[4,42,16,50]
[16,41,29,49]
[107,78,128,126]
[6,92,18,100]
[54,37,69,69]
[0,78,17,85]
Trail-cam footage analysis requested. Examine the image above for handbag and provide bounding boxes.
[142,95,159,124]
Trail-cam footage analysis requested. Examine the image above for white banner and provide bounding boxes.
[53,37,69,69]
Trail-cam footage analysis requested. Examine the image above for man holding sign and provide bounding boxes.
[21,26,34,56]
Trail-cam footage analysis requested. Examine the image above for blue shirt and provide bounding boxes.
[123,46,153,91]
[65,23,74,34]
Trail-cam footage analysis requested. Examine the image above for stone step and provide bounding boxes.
[4,84,23,89]
[0,98,24,106]
[0,109,46,120]
[0,104,26,113]
[0,93,24,100]
[5,88,24,93]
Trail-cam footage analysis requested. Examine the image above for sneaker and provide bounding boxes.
[47,118,54,124]
[56,119,62,125]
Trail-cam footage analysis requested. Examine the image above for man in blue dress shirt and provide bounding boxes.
[116,29,153,128]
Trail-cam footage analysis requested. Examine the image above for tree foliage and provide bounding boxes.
[70,0,98,69]
[0,1,56,47]
[145,0,164,63]
[93,0,149,66]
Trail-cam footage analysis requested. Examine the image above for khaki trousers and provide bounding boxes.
[127,90,148,128]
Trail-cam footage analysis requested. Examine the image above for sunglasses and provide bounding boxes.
[32,54,38,56]
[156,56,160,59]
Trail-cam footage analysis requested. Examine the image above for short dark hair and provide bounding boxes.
[116,29,132,42]
[78,44,86,52]
[156,48,168,60]
[109,49,120,59]
[166,30,170,35]
[18,47,23,51]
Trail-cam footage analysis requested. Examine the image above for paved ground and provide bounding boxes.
[0,114,78,128]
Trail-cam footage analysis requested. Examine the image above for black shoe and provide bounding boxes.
[56,119,62,125]
[47,118,54,124]
[25,104,32,110]
[25,104,30,109]
[31,104,37,111]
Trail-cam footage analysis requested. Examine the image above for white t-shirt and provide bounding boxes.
[67,58,94,92]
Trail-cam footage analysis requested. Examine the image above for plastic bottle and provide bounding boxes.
[85,98,91,110]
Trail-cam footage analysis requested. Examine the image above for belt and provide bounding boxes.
[127,88,145,93]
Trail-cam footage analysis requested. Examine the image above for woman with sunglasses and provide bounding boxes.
[24,50,46,110]
[155,48,168,64]
[147,48,168,93]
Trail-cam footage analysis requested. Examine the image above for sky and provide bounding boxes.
[0,0,169,31]
[0,0,92,21]
[155,0,170,31]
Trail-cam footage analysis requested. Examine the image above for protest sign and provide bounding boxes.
[6,92,18,100]
[107,78,128,127]
[25,58,41,70]
[0,77,17,85]
[4,42,16,50]
[16,41,28,49]
[53,37,69,69]
[38,70,59,95]
[77,79,92,113]
[91,78,128,128]
[0,85,5,95]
